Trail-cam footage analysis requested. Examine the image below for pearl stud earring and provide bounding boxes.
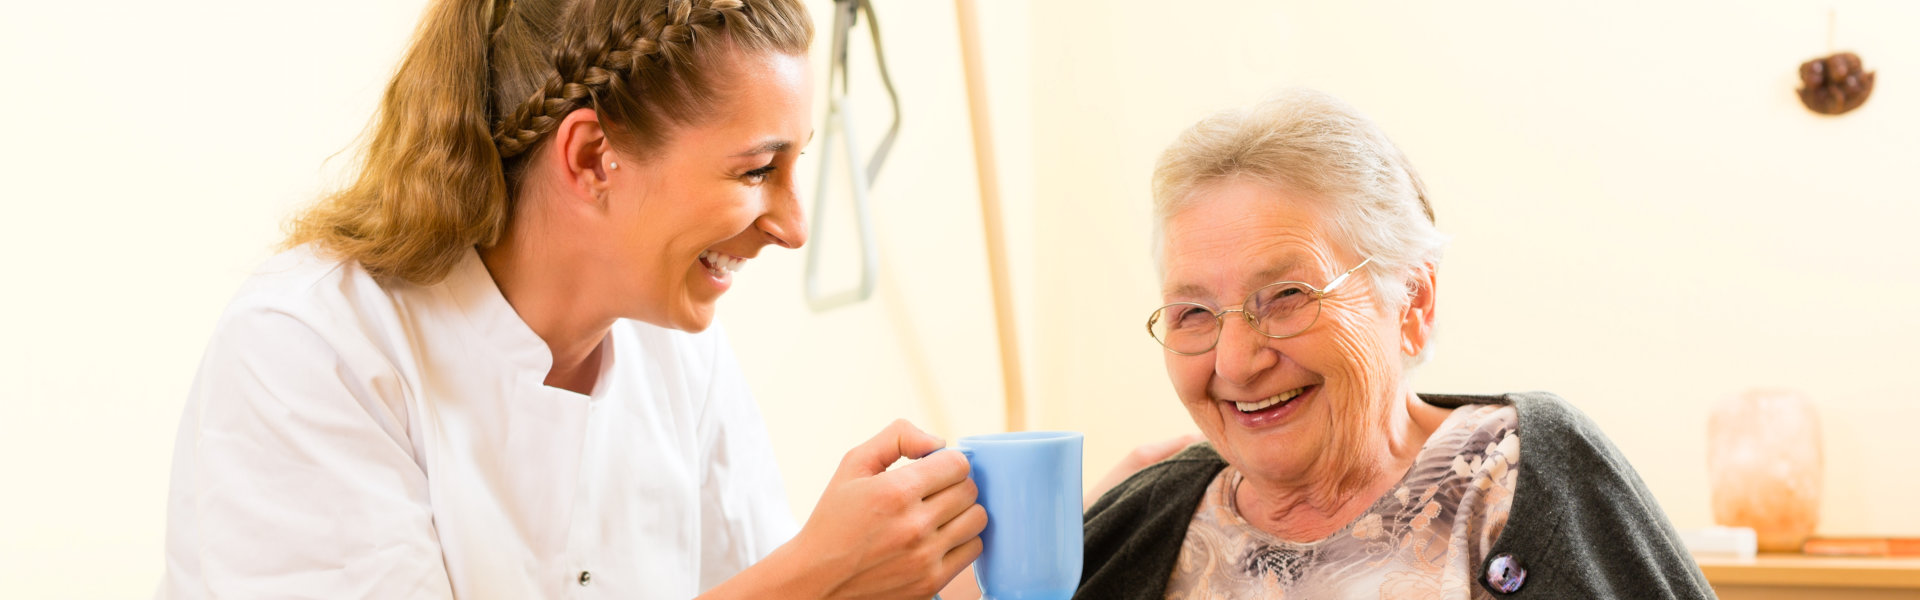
[608,161,619,170]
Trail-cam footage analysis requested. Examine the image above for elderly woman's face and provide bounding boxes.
[1160,179,1411,486]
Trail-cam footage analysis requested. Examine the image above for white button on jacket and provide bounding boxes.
[158,246,797,599]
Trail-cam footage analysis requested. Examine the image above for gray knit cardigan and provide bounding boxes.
[1076,392,1716,599]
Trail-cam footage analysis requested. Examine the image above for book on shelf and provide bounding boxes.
[1801,537,1920,557]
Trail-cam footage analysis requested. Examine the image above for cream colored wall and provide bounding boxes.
[3,0,1914,597]
[1,2,435,596]
[1023,0,1920,538]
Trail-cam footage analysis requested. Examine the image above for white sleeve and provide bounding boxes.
[694,326,800,593]
[160,302,455,599]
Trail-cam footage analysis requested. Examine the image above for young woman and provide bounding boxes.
[157,1,984,597]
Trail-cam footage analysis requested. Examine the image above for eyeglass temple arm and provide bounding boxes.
[1320,257,1374,294]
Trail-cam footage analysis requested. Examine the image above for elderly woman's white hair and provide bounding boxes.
[1151,89,1449,365]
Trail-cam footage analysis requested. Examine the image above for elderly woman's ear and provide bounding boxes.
[1398,263,1438,358]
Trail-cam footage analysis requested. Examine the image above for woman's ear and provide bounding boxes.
[551,108,614,207]
[1399,262,1438,357]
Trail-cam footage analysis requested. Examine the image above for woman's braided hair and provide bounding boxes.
[285,0,811,285]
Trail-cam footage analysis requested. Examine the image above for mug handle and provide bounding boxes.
[928,446,974,459]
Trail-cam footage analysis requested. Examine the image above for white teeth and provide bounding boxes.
[1234,387,1305,413]
[700,250,748,276]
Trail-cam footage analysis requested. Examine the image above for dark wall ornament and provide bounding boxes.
[1798,52,1875,116]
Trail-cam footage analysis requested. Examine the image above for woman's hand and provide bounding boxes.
[725,419,985,600]
[1085,433,1204,508]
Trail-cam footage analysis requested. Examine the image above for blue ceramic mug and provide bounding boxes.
[955,431,1083,600]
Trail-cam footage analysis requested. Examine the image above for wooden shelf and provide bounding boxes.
[1696,553,1920,589]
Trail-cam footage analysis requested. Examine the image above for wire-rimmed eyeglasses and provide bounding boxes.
[1146,257,1374,356]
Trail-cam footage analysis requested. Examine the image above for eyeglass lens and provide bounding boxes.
[1149,282,1323,353]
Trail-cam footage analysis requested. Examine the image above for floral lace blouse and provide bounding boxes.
[1164,404,1521,599]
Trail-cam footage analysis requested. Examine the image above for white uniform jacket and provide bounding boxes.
[159,246,797,599]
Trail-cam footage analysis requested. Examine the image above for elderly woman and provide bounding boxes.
[1078,91,1714,599]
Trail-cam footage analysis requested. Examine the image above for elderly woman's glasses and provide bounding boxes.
[1147,258,1374,356]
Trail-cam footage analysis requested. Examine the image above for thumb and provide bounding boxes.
[835,419,946,481]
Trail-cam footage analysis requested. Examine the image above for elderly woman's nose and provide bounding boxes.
[1213,315,1278,385]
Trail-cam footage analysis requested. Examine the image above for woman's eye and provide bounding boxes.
[1256,286,1305,306]
[1174,308,1210,327]
[742,164,776,183]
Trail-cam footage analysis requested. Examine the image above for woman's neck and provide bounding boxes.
[1234,390,1444,542]
[477,205,616,396]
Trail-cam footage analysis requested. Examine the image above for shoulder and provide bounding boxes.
[1077,443,1225,600]
[181,248,426,475]
[194,245,412,417]
[1485,392,1650,492]
[1506,391,1610,448]
[230,244,377,306]
[1424,391,1656,528]
[1421,391,1622,472]
[212,244,396,343]
[1434,391,1713,598]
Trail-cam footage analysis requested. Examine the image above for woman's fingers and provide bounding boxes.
[936,502,988,545]
[918,465,980,526]
[939,534,985,577]
[925,509,985,597]
[834,419,946,482]
[788,420,989,599]
[880,446,972,501]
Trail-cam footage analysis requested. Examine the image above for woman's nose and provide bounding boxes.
[1214,313,1278,386]
[758,182,809,249]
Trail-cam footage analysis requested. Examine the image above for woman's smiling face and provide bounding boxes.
[1159,178,1410,489]
[602,49,813,332]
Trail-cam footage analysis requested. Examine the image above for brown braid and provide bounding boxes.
[491,0,747,159]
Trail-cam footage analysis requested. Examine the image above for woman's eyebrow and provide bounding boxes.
[1163,282,1210,299]
[731,130,815,157]
[732,140,790,157]
[1249,257,1306,284]
[1163,258,1307,299]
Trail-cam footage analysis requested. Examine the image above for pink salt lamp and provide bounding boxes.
[1708,389,1824,552]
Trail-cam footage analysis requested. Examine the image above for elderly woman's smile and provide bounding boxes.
[1225,384,1307,419]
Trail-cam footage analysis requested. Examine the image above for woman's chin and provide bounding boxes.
[669,303,717,332]
[1214,399,1325,483]
[670,267,726,331]
[645,288,717,333]
[1230,449,1319,488]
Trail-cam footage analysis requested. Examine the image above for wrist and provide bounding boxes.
[697,539,836,600]
[760,538,840,600]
